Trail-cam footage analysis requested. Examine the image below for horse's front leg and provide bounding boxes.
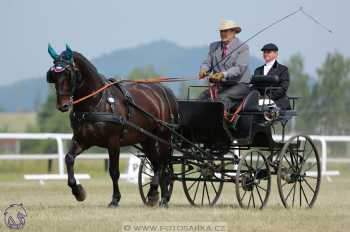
[65,139,87,201]
[108,145,121,208]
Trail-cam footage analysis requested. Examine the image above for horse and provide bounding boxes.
[46,44,178,208]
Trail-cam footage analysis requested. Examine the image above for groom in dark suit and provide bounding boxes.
[254,43,291,109]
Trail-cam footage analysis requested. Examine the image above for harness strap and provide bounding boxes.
[229,99,245,123]
[71,111,123,124]
[157,85,176,124]
[72,81,118,105]
[113,83,134,120]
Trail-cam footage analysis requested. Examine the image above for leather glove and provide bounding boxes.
[198,69,208,80]
[210,72,224,82]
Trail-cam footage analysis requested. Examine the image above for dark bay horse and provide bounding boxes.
[46,44,178,207]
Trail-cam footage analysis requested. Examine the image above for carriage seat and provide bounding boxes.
[250,75,280,87]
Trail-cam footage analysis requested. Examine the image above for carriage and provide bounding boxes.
[46,46,321,209]
[137,75,321,209]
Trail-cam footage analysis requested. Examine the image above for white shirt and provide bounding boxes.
[263,59,276,75]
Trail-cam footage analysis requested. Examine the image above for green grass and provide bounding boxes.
[0,112,36,132]
[0,164,349,232]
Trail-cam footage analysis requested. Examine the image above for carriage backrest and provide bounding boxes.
[250,75,280,87]
[250,75,282,99]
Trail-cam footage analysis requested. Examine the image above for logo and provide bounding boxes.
[3,203,27,230]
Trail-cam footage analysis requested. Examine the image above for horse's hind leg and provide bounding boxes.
[108,146,121,208]
[65,139,88,201]
[141,139,161,207]
[158,142,172,208]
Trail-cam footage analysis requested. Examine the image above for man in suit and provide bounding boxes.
[254,43,291,109]
[198,20,251,111]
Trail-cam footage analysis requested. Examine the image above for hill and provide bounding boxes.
[0,40,261,112]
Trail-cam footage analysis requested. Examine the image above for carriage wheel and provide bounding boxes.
[235,149,271,209]
[277,134,321,208]
[181,159,224,206]
[138,158,174,205]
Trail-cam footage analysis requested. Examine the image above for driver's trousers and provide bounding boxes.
[198,83,250,110]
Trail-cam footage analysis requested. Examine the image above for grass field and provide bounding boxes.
[0,112,36,132]
[0,163,350,232]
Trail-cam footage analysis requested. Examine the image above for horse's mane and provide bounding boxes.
[71,51,99,78]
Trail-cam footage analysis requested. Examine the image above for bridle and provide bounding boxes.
[47,57,120,108]
[47,58,83,104]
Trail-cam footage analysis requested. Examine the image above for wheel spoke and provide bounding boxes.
[302,177,316,194]
[255,185,264,206]
[299,181,302,207]
[201,181,205,205]
[185,170,201,176]
[300,183,310,206]
[303,162,317,172]
[281,181,289,189]
[187,179,199,191]
[289,148,296,168]
[244,158,253,170]
[300,149,314,171]
[210,181,218,195]
[240,186,248,201]
[282,154,295,171]
[292,181,296,207]
[248,192,252,207]
[252,190,256,208]
[192,175,201,202]
[204,182,211,205]
[257,185,267,192]
[142,172,153,178]
[144,164,153,173]
[285,182,296,201]
[142,182,151,187]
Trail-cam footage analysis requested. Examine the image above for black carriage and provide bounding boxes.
[138,75,321,209]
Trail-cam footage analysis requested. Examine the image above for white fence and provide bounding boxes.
[0,133,348,182]
[0,133,140,183]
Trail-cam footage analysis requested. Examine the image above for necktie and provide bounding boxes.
[222,45,227,58]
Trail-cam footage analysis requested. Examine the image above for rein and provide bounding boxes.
[72,77,189,105]
[73,81,118,105]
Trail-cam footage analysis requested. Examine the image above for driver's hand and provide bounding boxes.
[198,68,208,80]
[210,72,224,81]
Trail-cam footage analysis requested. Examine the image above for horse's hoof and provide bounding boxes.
[72,184,86,202]
[159,198,169,208]
[108,202,119,208]
[146,192,159,207]
[108,199,119,208]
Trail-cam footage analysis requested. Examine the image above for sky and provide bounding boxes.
[0,0,347,85]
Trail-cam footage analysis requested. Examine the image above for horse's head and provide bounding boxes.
[47,44,81,112]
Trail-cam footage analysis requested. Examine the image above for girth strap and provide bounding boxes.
[108,79,134,120]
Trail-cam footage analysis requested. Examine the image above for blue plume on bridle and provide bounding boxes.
[48,43,59,60]
[48,43,74,64]
[64,44,73,62]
